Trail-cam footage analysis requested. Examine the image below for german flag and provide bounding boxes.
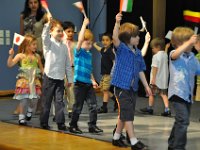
[183,0,200,30]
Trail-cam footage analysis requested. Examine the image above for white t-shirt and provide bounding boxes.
[150,51,169,89]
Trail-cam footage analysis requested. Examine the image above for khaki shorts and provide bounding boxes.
[100,74,111,91]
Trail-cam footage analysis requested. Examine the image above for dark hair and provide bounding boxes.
[21,0,45,21]
[62,21,75,30]
[101,32,112,41]
[150,38,165,50]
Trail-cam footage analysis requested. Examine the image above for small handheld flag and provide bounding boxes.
[194,26,199,34]
[139,16,148,32]
[41,0,51,15]
[73,1,87,18]
[12,33,25,48]
[165,30,172,40]
[120,0,133,12]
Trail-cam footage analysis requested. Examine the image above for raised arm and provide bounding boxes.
[141,32,151,57]
[93,42,102,51]
[7,48,22,67]
[112,12,122,47]
[171,35,197,60]
[76,18,90,50]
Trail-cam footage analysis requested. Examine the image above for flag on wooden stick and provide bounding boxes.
[139,16,148,32]
[120,0,133,12]
[12,33,25,48]
[73,1,87,18]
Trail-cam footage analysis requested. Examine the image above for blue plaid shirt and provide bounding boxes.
[168,50,200,103]
[111,42,146,91]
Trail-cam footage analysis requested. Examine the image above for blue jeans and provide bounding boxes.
[168,96,191,150]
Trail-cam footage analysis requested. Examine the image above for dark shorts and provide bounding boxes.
[114,86,137,121]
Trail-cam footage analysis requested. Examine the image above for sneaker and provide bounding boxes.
[140,107,153,115]
[161,110,171,117]
[131,141,147,150]
[89,126,103,133]
[69,126,83,134]
[112,139,127,147]
[18,119,27,125]
[97,106,108,113]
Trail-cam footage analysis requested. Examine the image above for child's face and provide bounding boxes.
[64,27,75,41]
[28,40,37,53]
[28,0,39,12]
[82,40,93,51]
[130,35,140,46]
[194,41,200,52]
[51,25,64,42]
[152,46,160,54]
[101,36,112,48]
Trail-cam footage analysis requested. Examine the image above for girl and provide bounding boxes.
[7,34,43,125]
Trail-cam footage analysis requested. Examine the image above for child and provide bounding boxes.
[69,18,103,134]
[140,37,171,116]
[194,34,200,101]
[51,21,77,121]
[111,12,151,150]
[7,34,43,125]
[39,13,73,131]
[93,32,115,113]
[168,27,200,150]
[62,21,77,118]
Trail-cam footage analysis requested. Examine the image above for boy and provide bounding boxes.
[69,18,103,134]
[140,38,171,116]
[40,13,73,130]
[111,12,151,150]
[168,27,200,150]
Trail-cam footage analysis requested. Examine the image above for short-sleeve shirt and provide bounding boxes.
[100,46,115,75]
[150,51,169,89]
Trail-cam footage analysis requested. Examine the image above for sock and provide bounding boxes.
[165,107,169,112]
[103,102,108,109]
[113,132,121,140]
[19,114,25,121]
[27,107,33,117]
[130,137,138,145]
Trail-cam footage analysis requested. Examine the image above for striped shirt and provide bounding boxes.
[74,48,92,84]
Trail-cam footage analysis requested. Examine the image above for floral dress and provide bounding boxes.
[14,55,42,100]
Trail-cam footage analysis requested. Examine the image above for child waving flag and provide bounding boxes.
[120,0,133,12]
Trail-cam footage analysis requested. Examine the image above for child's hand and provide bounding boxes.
[189,34,198,45]
[92,80,98,89]
[145,86,152,96]
[46,13,53,23]
[145,32,151,43]
[83,18,90,26]
[116,12,122,24]
[8,48,14,56]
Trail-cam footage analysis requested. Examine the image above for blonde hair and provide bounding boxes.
[171,27,194,48]
[18,34,37,53]
[119,22,139,44]
[83,29,94,41]
[50,19,62,31]
[150,38,165,50]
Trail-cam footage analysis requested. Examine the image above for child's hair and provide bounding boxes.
[101,32,112,41]
[83,29,94,41]
[62,21,75,31]
[171,27,194,48]
[21,0,45,21]
[50,19,62,31]
[118,23,139,44]
[18,34,37,53]
[150,38,165,50]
